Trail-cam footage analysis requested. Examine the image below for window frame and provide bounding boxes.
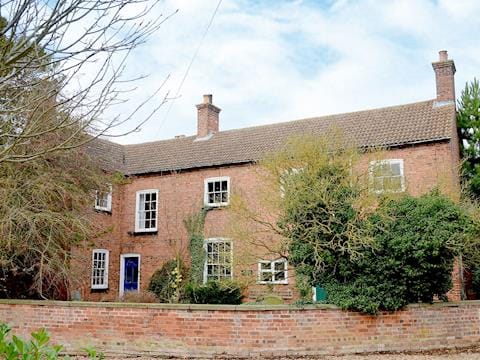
[369,159,405,194]
[91,249,109,290]
[279,168,303,198]
[203,238,233,283]
[204,176,230,207]
[257,258,288,285]
[94,184,112,212]
[135,189,159,233]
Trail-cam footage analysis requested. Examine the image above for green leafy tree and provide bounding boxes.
[228,134,381,297]
[323,192,474,314]
[457,78,480,196]
[230,134,479,313]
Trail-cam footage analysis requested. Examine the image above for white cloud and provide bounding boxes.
[97,0,480,144]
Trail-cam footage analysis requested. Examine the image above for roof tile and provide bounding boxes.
[90,99,455,175]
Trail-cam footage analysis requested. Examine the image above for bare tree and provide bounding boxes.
[0,0,175,163]
[0,0,175,299]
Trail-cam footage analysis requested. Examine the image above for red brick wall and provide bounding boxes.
[75,139,461,302]
[0,300,479,357]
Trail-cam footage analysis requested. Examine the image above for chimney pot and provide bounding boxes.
[439,50,448,62]
[203,94,212,104]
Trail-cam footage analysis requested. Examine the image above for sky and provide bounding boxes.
[104,0,480,145]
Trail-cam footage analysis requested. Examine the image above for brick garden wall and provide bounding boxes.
[0,300,479,358]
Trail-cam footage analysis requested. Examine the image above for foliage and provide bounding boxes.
[0,148,109,299]
[82,346,105,360]
[316,192,475,314]
[228,134,379,287]
[255,294,284,305]
[472,267,480,296]
[0,324,104,359]
[184,281,244,305]
[184,208,210,285]
[457,78,480,197]
[0,324,62,360]
[148,258,188,303]
[0,12,114,299]
[120,290,159,303]
[269,135,379,283]
[231,132,479,314]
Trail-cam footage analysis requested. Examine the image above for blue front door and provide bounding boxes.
[123,257,139,292]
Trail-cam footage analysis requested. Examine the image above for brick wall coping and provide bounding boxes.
[1,298,480,311]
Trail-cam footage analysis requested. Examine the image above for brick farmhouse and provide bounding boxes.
[76,50,461,302]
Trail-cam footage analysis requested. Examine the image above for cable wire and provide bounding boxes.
[154,0,223,137]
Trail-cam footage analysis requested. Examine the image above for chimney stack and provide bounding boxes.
[432,50,456,105]
[196,94,221,138]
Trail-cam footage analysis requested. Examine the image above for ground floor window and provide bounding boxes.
[204,238,232,282]
[91,249,109,289]
[258,258,288,284]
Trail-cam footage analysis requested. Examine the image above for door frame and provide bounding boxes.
[119,253,141,298]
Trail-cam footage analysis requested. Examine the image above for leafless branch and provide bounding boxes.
[0,0,177,163]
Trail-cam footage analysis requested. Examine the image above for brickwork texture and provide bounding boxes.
[0,300,479,357]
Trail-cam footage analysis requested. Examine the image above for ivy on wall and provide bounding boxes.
[184,207,211,285]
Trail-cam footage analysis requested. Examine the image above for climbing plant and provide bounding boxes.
[184,207,211,285]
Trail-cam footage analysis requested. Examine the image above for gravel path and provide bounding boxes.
[71,346,480,359]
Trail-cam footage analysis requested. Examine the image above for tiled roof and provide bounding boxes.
[91,99,455,175]
[85,136,125,173]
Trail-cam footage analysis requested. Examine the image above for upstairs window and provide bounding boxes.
[135,189,158,232]
[91,249,109,289]
[204,177,230,206]
[369,159,405,193]
[95,185,112,212]
[204,238,232,283]
[280,168,303,197]
[258,259,288,284]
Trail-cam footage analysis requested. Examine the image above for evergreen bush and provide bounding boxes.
[148,258,188,303]
[184,281,243,305]
[316,192,472,313]
[291,191,474,314]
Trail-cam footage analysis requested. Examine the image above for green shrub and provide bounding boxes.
[329,192,472,313]
[256,294,284,305]
[0,323,104,359]
[291,191,474,314]
[148,258,188,303]
[184,281,243,304]
[0,324,62,360]
[472,267,480,296]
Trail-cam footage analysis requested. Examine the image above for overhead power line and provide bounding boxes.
[155,0,223,137]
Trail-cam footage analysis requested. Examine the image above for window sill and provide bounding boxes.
[371,189,405,195]
[90,287,109,293]
[94,208,112,214]
[128,230,158,236]
[258,281,289,285]
[204,203,229,209]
